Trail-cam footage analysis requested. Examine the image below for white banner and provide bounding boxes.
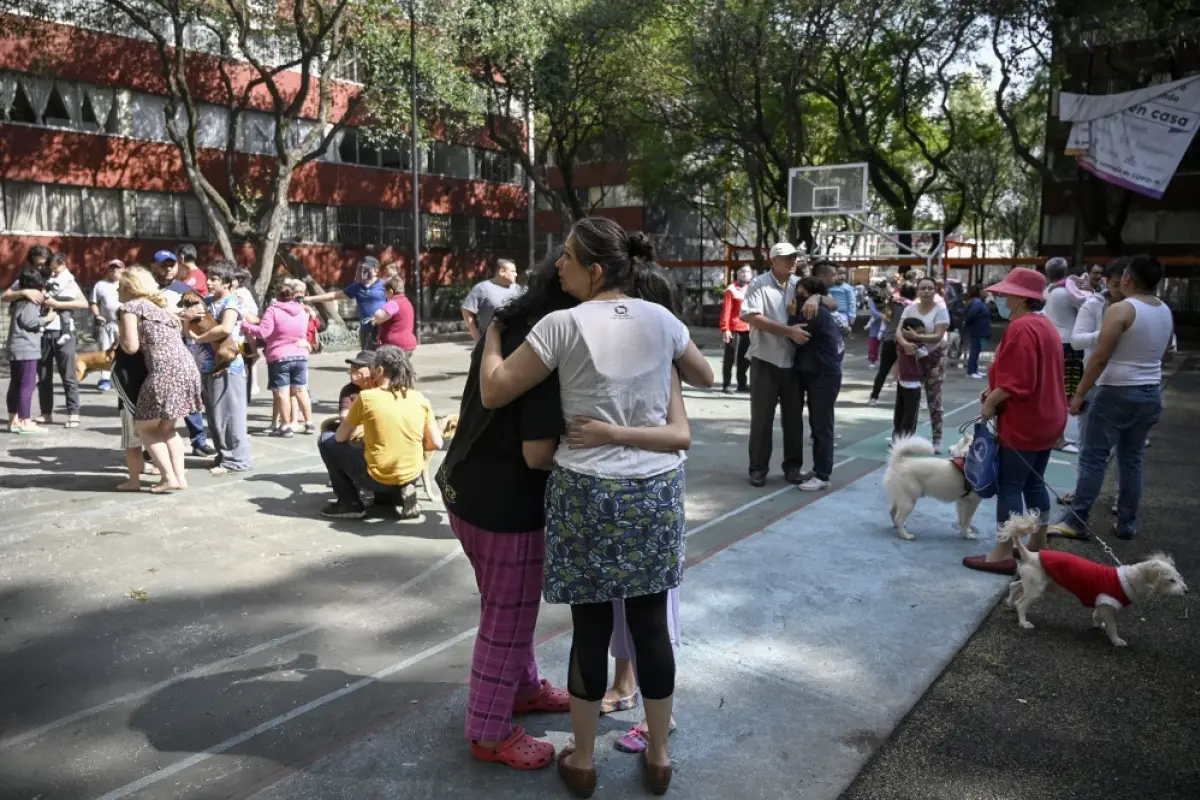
[1059,76,1200,199]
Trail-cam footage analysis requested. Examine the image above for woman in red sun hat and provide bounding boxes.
[963,267,1066,575]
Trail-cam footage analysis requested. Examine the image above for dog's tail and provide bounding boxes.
[995,511,1044,561]
[887,435,935,467]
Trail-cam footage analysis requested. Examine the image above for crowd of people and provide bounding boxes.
[2,226,1179,796]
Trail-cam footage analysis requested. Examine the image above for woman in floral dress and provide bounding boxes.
[117,267,203,493]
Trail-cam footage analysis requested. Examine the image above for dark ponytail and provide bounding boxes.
[570,216,652,293]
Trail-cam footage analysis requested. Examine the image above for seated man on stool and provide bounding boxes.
[319,345,442,520]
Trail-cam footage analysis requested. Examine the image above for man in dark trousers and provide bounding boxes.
[741,243,805,487]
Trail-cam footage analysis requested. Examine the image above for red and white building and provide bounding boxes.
[0,11,529,301]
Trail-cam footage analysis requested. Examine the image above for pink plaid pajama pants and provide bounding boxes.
[449,513,545,743]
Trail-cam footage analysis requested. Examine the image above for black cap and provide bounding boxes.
[346,350,375,366]
[360,256,380,270]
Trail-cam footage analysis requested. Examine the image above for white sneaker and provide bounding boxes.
[868,398,879,408]
[969,372,985,380]
[798,476,831,492]
[1061,443,1079,454]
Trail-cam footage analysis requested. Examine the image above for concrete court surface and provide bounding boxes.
[1,334,1063,800]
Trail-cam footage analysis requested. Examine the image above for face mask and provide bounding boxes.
[994,295,1011,319]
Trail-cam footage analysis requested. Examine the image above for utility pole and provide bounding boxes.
[409,0,422,344]
[526,96,536,272]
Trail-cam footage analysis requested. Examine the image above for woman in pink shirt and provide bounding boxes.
[371,276,417,353]
[243,279,314,437]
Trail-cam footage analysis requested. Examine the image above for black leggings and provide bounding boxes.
[568,591,675,702]
[871,339,899,400]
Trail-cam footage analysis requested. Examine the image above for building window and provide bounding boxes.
[423,213,453,248]
[429,142,472,180]
[451,215,473,249]
[131,93,171,141]
[475,148,517,183]
[1,181,125,235]
[84,189,125,234]
[286,204,331,243]
[238,110,277,155]
[134,192,179,238]
[381,207,413,244]
[2,181,48,232]
[337,205,364,244]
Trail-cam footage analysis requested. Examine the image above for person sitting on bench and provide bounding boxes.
[318,345,442,520]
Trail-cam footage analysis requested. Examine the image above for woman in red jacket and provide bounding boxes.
[963,267,1066,575]
[719,266,753,394]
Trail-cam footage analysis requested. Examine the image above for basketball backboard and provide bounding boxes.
[788,163,869,217]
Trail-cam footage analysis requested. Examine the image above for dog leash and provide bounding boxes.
[961,415,1123,567]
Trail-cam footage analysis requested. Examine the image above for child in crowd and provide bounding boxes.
[891,317,940,443]
[6,268,56,435]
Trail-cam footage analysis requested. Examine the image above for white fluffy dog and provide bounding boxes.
[1001,511,1189,647]
[883,433,981,541]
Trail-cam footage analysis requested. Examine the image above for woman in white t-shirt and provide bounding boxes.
[895,276,951,451]
[480,217,713,796]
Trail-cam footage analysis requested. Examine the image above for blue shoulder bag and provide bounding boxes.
[963,417,1000,499]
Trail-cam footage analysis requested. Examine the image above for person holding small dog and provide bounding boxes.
[182,260,252,475]
[895,277,950,453]
[891,317,941,444]
[963,267,1065,575]
[6,267,57,435]
[116,267,203,493]
[319,346,439,519]
[89,259,124,391]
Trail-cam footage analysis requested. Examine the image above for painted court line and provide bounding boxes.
[0,549,464,753]
[91,457,868,799]
[93,628,479,800]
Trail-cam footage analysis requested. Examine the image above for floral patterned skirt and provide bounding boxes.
[543,465,685,605]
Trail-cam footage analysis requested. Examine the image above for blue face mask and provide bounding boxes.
[994,295,1011,319]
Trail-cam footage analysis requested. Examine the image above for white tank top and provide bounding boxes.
[1097,297,1174,387]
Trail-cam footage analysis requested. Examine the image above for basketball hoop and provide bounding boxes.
[788,162,944,277]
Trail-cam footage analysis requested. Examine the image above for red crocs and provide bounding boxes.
[513,678,571,714]
[470,726,555,770]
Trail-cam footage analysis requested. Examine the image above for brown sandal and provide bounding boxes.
[556,746,597,799]
[642,752,673,795]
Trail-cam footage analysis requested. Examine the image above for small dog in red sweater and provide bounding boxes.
[1000,512,1188,647]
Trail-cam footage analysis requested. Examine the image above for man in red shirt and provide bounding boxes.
[177,244,208,297]
[719,266,753,394]
[963,267,1066,575]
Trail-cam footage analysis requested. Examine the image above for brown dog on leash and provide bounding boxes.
[178,291,239,371]
[75,347,116,383]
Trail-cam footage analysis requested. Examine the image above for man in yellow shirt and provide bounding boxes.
[319,346,443,519]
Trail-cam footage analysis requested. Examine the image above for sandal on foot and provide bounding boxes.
[642,752,673,796]
[513,678,570,714]
[556,746,597,799]
[470,727,554,771]
[600,690,641,715]
[615,718,676,754]
[962,555,1017,575]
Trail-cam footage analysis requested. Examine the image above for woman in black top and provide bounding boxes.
[436,251,576,770]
